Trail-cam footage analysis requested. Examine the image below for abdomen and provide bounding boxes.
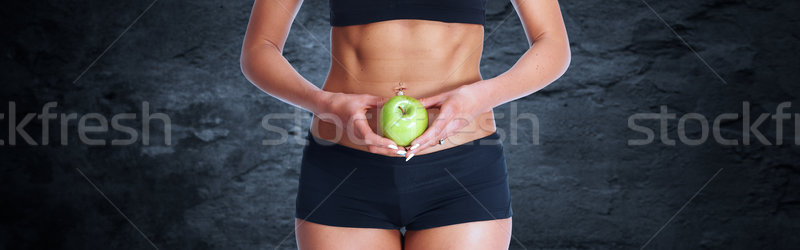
[324,19,484,98]
[314,19,494,154]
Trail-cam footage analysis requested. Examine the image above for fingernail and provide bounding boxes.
[409,144,420,150]
[396,150,407,155]
[405,153,415,162]
[388,145,398,150]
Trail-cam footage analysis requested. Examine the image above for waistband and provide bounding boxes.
[305,131,502,167]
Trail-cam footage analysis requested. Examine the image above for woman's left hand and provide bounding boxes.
[404,82,493,161]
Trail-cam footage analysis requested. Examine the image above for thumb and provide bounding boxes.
[364,95,389,108]
[419,93,447,108]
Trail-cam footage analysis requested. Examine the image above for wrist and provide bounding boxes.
[308,89,332,115]
[465,80,498,111]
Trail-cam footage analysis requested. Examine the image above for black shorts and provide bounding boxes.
[295,132,513,230]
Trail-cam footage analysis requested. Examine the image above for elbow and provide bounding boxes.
[559,43,571,78]
[240,47,261,83]
[240,39,282,81]
[240,46,254,80]
[532,32,571,79]
[542,37,570,81]
[240,50,251,80]
[553,32,571,79]
[240,52,247,78]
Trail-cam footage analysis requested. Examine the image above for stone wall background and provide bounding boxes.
[1,0,799,249]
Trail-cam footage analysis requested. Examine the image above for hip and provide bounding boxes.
[299,131,507,194]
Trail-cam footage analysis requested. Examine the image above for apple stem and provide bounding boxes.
[398,106,406,115]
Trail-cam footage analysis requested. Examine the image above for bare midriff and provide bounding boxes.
[311,19,496,156]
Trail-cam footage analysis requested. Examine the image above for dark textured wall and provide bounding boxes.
[2,0,799,249]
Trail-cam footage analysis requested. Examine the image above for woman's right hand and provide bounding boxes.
[312,91,405,157]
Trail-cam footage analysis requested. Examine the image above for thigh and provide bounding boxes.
[295,219,402,250]
[404,218,512,250]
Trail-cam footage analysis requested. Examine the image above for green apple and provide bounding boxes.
[380,94,428,147]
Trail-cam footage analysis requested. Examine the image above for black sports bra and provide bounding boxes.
[330,0,487,26]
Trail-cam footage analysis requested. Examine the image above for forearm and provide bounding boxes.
[472,34,571,109]
[240,42,327,114]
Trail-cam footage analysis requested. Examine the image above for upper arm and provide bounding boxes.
[242,0,303,53]
[511,0,569,46]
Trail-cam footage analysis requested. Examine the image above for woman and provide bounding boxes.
[241,0,570,248]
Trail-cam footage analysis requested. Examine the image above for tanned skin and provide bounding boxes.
[241,0,570,248]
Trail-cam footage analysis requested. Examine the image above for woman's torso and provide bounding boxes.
[311,20,496,155]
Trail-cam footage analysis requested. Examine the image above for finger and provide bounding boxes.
[353,118,404,155]
[353,118,389,145]
[362,95,389,108]
[406,120,470,162]
[425,116,464,148]
[440,117,468,139]
[418,94,447,109]
[366,145,408,157]
[406,107,454,156]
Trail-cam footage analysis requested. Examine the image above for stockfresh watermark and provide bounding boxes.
[260,102,541,146]
[628,101,799,146]
[0,101,172,146]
